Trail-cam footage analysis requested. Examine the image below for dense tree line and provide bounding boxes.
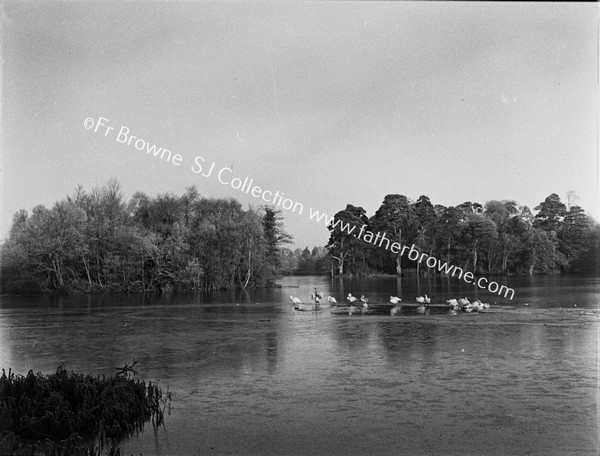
[281,246,329,275]
[326,193,600,277]
[0,180,292,294]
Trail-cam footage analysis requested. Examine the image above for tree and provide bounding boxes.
[524,227,568,274]
[534,193,566,234]
[560,205,590,268]
[10,202,87,291]
[484,201,526,273]
[238,210,269,288]
[326,204,370,276]
[261,206,293,279]
[457,212,498,273]
[413,195,437,275]
[569,220,600,274]
[433,206,463,269]
[532,193,569,272]
[371,195,416,275]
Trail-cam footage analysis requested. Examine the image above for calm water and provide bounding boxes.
[0,275,598,455]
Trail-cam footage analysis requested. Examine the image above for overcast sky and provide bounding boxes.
[1,2,598,248]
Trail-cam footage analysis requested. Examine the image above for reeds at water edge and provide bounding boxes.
[0,362,171,455]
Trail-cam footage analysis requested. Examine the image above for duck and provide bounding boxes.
[458,297,470,307]
[424,294,431,304]
[389,296,402,304]
[416,296,425,303]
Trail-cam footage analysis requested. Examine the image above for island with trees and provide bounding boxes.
[1,185,598,295]
[324,193,599,277]
[0,180,292,294]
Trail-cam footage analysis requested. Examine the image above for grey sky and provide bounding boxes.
[2,2,598,248]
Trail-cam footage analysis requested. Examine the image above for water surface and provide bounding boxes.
[0,275,598,455]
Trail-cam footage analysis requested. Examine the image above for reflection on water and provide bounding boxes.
[0,275,598,455]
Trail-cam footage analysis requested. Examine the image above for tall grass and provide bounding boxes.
[0,364,170,455]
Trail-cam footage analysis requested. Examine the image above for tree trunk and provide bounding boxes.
[396,229,403,276]
[96,252,103,288]
[82,255,92,289]
[242,250,252,289]
[331,255,344,275]
[471,240,478,275]
[52,256,65,288]
[427,248,434,276]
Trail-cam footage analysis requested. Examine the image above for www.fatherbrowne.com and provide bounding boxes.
[317,215,515,300]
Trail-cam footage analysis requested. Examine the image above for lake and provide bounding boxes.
[0,275,598,455]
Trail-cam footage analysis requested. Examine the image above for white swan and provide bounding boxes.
[472,300,484,312]
[416,296,425,303]
[447,299,460,311]
[327,296,337,304]
[290,296,302,305]
[359,295,369,314]
[389,296,402,304]
[424,294,431,304]
[458,297,470,307]
[347,293,357,303]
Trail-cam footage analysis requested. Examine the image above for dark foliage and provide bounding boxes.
[282,246,329,275]
[325,194,599,276]
[0,365,167,455]
[0,181,292,294]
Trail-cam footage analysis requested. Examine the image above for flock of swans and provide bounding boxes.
[446,297,491,314]
[290,290,491,316]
